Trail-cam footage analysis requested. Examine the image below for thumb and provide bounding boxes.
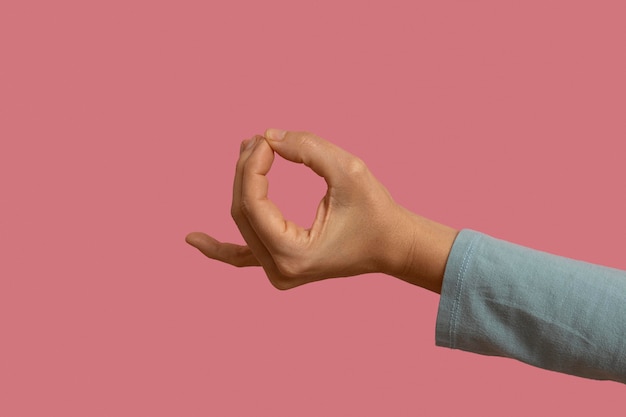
[264,129,349,184]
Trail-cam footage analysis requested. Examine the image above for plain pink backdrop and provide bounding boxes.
[1,0,624,415]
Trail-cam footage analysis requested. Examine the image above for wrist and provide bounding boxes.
[381,207,459,293]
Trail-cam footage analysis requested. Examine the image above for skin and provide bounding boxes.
[185,129,459,293]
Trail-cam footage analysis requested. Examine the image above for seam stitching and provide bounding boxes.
[449,232,480,349]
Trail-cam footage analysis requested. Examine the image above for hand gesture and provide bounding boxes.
[186,129,457,292]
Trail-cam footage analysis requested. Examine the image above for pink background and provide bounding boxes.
[1,0,625,415]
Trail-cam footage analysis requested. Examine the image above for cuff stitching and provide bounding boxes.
[449,233,480,348]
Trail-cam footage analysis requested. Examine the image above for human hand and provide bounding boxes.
[186,129,458,292]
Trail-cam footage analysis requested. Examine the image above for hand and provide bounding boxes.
[186,129,458,292]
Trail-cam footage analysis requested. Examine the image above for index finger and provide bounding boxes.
[231,136,285,280]
[264,129,359,188]
[241,138,309,255]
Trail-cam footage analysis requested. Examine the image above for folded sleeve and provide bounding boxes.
[436,229,626,384]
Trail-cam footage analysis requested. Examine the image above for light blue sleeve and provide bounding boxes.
[436,229,626,384]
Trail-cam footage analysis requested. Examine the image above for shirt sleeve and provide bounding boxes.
[435,229,626,384]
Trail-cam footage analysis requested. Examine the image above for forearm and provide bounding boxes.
[381,206,626,383]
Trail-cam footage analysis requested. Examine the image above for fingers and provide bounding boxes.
[231,136,286,284]
[188,131,351,290]
[264,129,353,187]
[241,137,308,252]
[185,232,261,267]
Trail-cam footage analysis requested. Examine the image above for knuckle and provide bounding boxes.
[231,199,253,222]
[275,256,307,279]
[295,131,319,149]
[230,204,242,221]
[231,249,250,268]
[344,156,368,176]
[297,133,316,150]
[269,252,317,290]
[269,278,294,291]
[266,270,297,290]
[276,261,299,279]
[239,197,253,217]
[276,252,318,279]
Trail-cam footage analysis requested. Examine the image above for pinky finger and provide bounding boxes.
[185,232,261,267]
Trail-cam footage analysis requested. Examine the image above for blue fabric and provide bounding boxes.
[436,229,626,384]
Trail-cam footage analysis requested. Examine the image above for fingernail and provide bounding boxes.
[240,138,253,153]
[245,136,259,150]
[266,128,286,141]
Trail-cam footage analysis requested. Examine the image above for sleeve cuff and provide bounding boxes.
[435,229,483,349]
